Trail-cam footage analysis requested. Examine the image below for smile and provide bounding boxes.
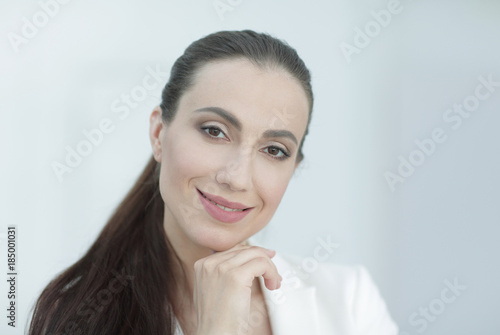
[200,193,246,212]
[196,188,253,223]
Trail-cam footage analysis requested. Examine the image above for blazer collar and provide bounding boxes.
[258,253,321,334]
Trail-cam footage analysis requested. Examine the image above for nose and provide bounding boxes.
[215,146,254,191]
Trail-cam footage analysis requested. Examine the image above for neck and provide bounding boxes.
[165,227,211,302]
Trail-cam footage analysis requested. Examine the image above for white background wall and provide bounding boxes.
[1,0,499,334]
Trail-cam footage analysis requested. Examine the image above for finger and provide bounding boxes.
[216,246,277,270]
[235,256,282,290]
[209,245,275,265]
[195,245,277,281]
[195,244,249,275]
[213,243,253,256]
[200,244,252,267]
[207,247,277,277]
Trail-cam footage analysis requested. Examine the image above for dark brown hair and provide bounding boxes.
[28,30,313,335]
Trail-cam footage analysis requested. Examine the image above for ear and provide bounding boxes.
[149,106,164,163]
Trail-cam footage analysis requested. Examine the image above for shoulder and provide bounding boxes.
[273,252,359,288]
[273,252,375,306]
[273,252,400,334]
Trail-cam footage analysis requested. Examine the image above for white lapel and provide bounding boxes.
[259,253,321,335]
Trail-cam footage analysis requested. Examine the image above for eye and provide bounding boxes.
[201,126,228,140]
[262,146,290,161]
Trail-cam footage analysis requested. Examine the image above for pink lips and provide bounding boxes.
[197,189,253,223]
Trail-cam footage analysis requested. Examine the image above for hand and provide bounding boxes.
[193,244,282,335]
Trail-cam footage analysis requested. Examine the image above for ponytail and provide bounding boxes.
[28,156,180,335]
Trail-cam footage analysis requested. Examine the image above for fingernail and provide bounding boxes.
[265,248,276,256]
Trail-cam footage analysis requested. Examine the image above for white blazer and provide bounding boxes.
[258,252,399,335]
[174,252,399,334]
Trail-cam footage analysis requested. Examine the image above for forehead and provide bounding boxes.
[177,58,310,137]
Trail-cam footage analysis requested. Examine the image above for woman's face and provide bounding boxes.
[150,58,309,252]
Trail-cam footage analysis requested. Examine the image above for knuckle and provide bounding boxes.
[227,269,243,284]
[194,258,215,275]
[247,246,267,257]
[256,256,270,265]
[202,259,217,273]
[216,261,231,274]
[193,259,205,272]
[194,259,203,269]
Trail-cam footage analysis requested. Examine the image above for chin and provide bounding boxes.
[189,224,256,252]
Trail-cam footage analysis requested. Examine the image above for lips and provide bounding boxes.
[197,189,250,210]
[201,194,247,212]
[196,188,253,223]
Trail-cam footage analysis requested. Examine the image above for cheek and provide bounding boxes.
[255,164,294,211]
[159,132,209,199]
[243,165,292,237]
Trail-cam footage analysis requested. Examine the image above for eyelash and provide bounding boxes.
[200,126,291,161]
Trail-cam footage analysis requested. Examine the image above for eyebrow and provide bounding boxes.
[194,107,242,131]
[193,106,298,145]
[262,129,298,145]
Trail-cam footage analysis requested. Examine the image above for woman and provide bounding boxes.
[29,30,399,334]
